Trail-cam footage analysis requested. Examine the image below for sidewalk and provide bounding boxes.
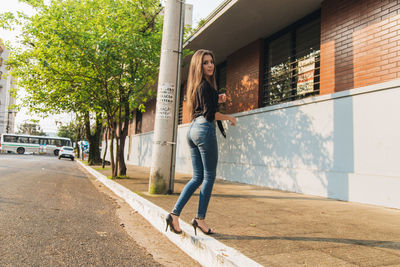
[83,163,400,266]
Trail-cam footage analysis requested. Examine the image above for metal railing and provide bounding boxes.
[263,52,320,106]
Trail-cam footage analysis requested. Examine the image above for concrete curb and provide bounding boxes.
[77,160,262,267]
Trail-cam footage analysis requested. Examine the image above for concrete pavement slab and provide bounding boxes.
[80,162,400,266]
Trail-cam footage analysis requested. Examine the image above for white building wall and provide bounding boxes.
[103,79,400,209]
[0,46,8,133]
[0,45,16,134]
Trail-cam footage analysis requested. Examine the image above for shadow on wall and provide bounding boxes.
[129,133,153,167]
[215,17,357,200]
[328,32,354,201]
[217,95,354,201]
[218,106,330,194]
[328,94,353,201]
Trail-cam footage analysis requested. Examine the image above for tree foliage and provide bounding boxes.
[17,120,46,136]
[57,121,83,143]
[57,124,75,141]
[2,0,163,174]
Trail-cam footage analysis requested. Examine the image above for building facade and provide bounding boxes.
[106,0,400,209]
[0,41,16,134]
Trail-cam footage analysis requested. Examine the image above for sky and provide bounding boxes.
[0,0,224,134]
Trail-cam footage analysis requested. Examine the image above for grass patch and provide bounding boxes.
[107,175,130,180]
[80,160,89,165]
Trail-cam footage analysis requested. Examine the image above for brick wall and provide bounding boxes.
[128,115,136,136]
[226,39,263,113]
[179,40,263,123]
[141,99,156,133]
[320,0,400,94]
[181,89,191,124]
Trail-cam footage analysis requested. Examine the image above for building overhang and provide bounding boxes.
[182,0,323,78]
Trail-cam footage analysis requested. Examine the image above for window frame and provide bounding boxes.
[263,9,321,107]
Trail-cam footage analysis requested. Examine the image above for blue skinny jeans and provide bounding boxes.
[172,116,218,219]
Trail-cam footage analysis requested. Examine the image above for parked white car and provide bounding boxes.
[58,146,75,161]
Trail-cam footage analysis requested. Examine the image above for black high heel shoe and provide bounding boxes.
[191,218,215,236]
[165,213,182,234]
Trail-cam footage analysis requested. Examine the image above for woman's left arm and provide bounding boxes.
[215,112,236,126]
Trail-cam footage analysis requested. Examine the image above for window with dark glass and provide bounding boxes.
[49,139,62,146]
[19,137,29,143]
[4,135,17,143]
[263,10,320,106]
[30,137,40,144]
[61,139,71,146]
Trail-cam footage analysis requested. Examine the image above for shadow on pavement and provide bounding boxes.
[214,234,400,249]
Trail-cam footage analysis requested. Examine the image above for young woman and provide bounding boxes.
[165,49,236,235]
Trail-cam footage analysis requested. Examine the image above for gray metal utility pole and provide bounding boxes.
[149,0,185,194]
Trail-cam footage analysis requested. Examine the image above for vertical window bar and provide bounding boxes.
[290,30,297,101]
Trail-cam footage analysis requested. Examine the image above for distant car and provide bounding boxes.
[58,146,75,161]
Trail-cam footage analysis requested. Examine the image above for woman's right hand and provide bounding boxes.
[218,93,227,103]
[214,112,237,126]
[229,116,237,126]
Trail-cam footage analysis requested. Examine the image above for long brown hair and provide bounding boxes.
[186,49,217,121]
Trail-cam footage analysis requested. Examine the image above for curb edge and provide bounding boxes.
[77,160,262,267]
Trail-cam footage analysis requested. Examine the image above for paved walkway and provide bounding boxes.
[91,164,400,266]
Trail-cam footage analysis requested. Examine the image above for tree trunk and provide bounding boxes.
[84,111,91,161]
[88,135,101,165]
[118,102,131,176]
[76,142,81,159]
[76,122,83,159]
[114,103,123,177]
[92,114,103,164]
[118,135,127,176]
[102,126,109,169]
[85,112,103,165]
[110,121,118,178]
[110,124,115,176]
[115,132,120,177]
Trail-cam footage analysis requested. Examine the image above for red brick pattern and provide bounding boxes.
[141,99,156,133]
[226,40,263,113]
[321,0,400,94]
[180,40,264,121]
[133,1,400,133]
[182,92,191,124]
[128,116,136,136]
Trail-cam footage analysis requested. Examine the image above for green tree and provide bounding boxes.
[17,120,46,136]
[2,0,163,176]
[57,121,84,144]
[57,124,75,141]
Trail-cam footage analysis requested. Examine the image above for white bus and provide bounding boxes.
[0,133,72,156]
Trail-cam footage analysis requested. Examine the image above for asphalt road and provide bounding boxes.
[0,154,161,266]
